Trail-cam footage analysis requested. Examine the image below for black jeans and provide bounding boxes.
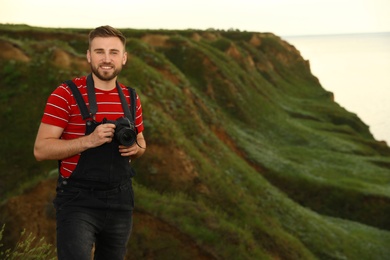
[54,181,134,260]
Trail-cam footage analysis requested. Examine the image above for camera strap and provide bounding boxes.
[65,74,137,122]
[116,83,134,122]
[128,87,136,123]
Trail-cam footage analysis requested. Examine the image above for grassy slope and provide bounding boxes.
[1,24,390,259]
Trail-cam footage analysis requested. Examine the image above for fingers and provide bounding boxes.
[118,144,138,157]
[99,124,115,138]
[102,124,116,142]
[91,124,116,146]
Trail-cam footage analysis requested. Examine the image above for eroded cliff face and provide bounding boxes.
[1,25,390,259]
[1,178,217,259]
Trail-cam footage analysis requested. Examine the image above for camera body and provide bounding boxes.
[104,117,137,146]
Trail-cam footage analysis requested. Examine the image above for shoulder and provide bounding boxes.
[118,82,134,91]
[118,82,138,98]
[66,76,88,93]
[54,76,87,100]
[47,76,87,107]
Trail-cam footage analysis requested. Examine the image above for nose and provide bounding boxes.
[103,53,111,62]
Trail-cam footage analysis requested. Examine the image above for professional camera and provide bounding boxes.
[104,117,137,146]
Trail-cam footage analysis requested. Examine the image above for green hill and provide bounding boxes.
[1,24,390,259]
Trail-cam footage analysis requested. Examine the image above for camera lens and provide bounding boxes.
[122,131,135,145]
[116,127,136,146]
[114,117,137,146]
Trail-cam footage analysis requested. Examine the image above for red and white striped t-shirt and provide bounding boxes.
[41,76,144,178]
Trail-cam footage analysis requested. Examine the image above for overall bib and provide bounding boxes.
[54,119,135,211]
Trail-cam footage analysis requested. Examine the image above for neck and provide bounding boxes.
[91,74,117,91]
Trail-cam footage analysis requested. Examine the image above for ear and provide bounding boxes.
[122,52,128,65]
[86,50,91,63]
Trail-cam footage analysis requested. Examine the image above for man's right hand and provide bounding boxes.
[88,123,116,146]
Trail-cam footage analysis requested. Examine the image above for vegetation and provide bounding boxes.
[0,225,55,259]
[1,24,390,259]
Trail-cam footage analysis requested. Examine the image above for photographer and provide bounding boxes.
[33,25,146,260]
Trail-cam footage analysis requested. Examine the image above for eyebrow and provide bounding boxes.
[93,48,120,52]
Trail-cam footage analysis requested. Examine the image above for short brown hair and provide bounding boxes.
[88,25,126,49]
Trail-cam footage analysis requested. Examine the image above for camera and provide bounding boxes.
[104,117,137,146]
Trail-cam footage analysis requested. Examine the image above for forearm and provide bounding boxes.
[34,135,92,161]
[133,136,146,159]
[34,122,116,161]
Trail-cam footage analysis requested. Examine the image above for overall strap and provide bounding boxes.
[86,75,97,118]
[60,79,91,174]
[64,80,91,120]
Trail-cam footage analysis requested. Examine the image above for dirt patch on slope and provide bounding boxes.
[141,145,210,194]
[51,48,89,71]
[249,34,262,47]
[1,178,57,247]
[0,39,30,62]
[130,210,217,259]
[141,34,171,47]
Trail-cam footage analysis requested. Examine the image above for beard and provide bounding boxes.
[90,63,122,81]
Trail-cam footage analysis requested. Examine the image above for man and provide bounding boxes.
[34,25,146,260]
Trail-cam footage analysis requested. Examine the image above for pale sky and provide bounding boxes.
[1,0,389,36]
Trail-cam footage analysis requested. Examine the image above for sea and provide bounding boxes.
[283,32,390,145]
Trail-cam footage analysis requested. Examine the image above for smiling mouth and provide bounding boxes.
[101,65,113,70]
[99,63,114,70]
